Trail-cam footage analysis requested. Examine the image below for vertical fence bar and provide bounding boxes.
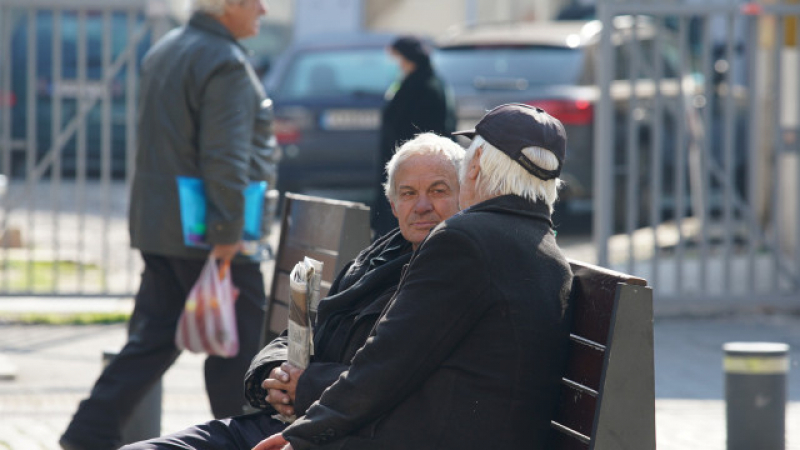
[698,12,713,292]
[625,17,642,275]
[650,16,665,290]
[744,12,757,295]
[0,6,11,292]
[594,2,615,268]
[674,14,690,294]
[770,15,783,292]
[721,12,736,294]
[795,9,800,290]
[101,8,112,292]
[51,8,63,291]
[125,9,138,293]
[24,8,37,293]
[77,9,88,292]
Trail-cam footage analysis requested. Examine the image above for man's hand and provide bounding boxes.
[262,362,305,417]
[252,433,291,450]
[211,242,242,263]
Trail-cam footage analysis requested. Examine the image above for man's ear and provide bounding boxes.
[467,147,483,180]
[390,199,399,219]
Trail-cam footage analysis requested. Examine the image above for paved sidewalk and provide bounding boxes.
[0,310,798,450]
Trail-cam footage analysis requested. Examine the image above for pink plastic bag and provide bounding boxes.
[175,256,240,357]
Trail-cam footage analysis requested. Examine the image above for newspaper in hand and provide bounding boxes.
[304,257,323,356]
[279,257,324,424]
[287,257,324,369]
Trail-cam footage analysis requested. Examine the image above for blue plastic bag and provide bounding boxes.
[177,176,268,248]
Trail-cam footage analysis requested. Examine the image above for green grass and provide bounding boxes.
[2,259,103,291]
[6,311,131,325]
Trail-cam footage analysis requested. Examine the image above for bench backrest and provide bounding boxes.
[549,259,655,450]
[260,192,371,346]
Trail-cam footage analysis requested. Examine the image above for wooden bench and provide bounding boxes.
[260,192,372,346]
[550,259,656,450]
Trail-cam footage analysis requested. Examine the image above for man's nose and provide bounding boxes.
[414,194,433,213]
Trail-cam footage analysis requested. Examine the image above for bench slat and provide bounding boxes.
[550,425,591,450]
[563,337,605,392]
[551,420,591,444]
[552,382,598,437]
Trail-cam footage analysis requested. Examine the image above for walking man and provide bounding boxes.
[60,1,278,449]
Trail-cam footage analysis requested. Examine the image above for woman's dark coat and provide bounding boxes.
[371,63,456,237]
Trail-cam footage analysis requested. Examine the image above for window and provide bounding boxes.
[434,46,586,88]
[274,48,398,100]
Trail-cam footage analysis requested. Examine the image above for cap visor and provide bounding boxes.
[452,129,476,138]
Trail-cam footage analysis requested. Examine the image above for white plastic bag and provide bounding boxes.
[175,256,240,357]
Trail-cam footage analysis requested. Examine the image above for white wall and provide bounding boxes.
[365,0,569,40]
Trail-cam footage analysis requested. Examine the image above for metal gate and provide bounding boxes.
[593,0,800,311]
[0,0,173,296]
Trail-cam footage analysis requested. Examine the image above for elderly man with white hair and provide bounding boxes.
[255,103,574,450]
[60,1,276,449]
[114,133,463,450]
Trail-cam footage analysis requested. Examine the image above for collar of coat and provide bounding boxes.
[188,11,248,52]
[457,194,554,229]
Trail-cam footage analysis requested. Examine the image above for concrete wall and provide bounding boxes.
[364,0,569,40]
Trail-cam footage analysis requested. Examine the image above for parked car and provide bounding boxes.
[263,32,401,204]
[241,20,292,78]
[433,18,721,222]
[5,9,159,180]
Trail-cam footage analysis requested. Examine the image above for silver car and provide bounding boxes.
[434,18,715,223]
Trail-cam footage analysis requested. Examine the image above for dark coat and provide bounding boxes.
[244,229,412,415]
[129,12,279,261]
[379,64,455,164]
[283,195,573,450]
[372,64,456,237]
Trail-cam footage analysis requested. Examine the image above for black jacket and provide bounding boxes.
[129,12,279,260]
[283,195,573,450]
[244,229,412,414]
[379,63,455,164]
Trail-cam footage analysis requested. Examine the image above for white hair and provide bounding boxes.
[191,0,245,15]
[460,136,563,212]
[383,133,465,200]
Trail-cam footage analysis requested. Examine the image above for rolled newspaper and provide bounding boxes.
[287,261,313,369]
[279,257,324,424]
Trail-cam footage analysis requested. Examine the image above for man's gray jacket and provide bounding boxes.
[129,12,278,260]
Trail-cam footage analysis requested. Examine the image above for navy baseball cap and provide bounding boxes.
[453,103,567,180]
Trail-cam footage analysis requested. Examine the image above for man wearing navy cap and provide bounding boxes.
[255,103,574,450]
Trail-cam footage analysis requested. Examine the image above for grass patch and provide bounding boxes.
[8,311,130,325]
[2,259,104,292]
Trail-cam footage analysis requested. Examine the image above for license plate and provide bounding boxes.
[320,109,380,130]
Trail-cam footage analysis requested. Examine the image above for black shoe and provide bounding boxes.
[59,433,117,450]
[58,435,86,450]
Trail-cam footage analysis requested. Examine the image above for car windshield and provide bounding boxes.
[272,48,399,100]
[433,46,586,88]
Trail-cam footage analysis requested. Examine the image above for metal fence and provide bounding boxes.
[1,0,798,311]
[593,0,800,311]
[0,0,172,296]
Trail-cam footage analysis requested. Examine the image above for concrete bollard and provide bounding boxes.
[723,342,790,450]
[103,350,162,444]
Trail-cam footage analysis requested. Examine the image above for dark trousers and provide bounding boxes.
[61,253,266,450]
[119,411,285,450]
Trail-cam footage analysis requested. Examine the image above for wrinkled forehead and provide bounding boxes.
[394,154,460,188]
